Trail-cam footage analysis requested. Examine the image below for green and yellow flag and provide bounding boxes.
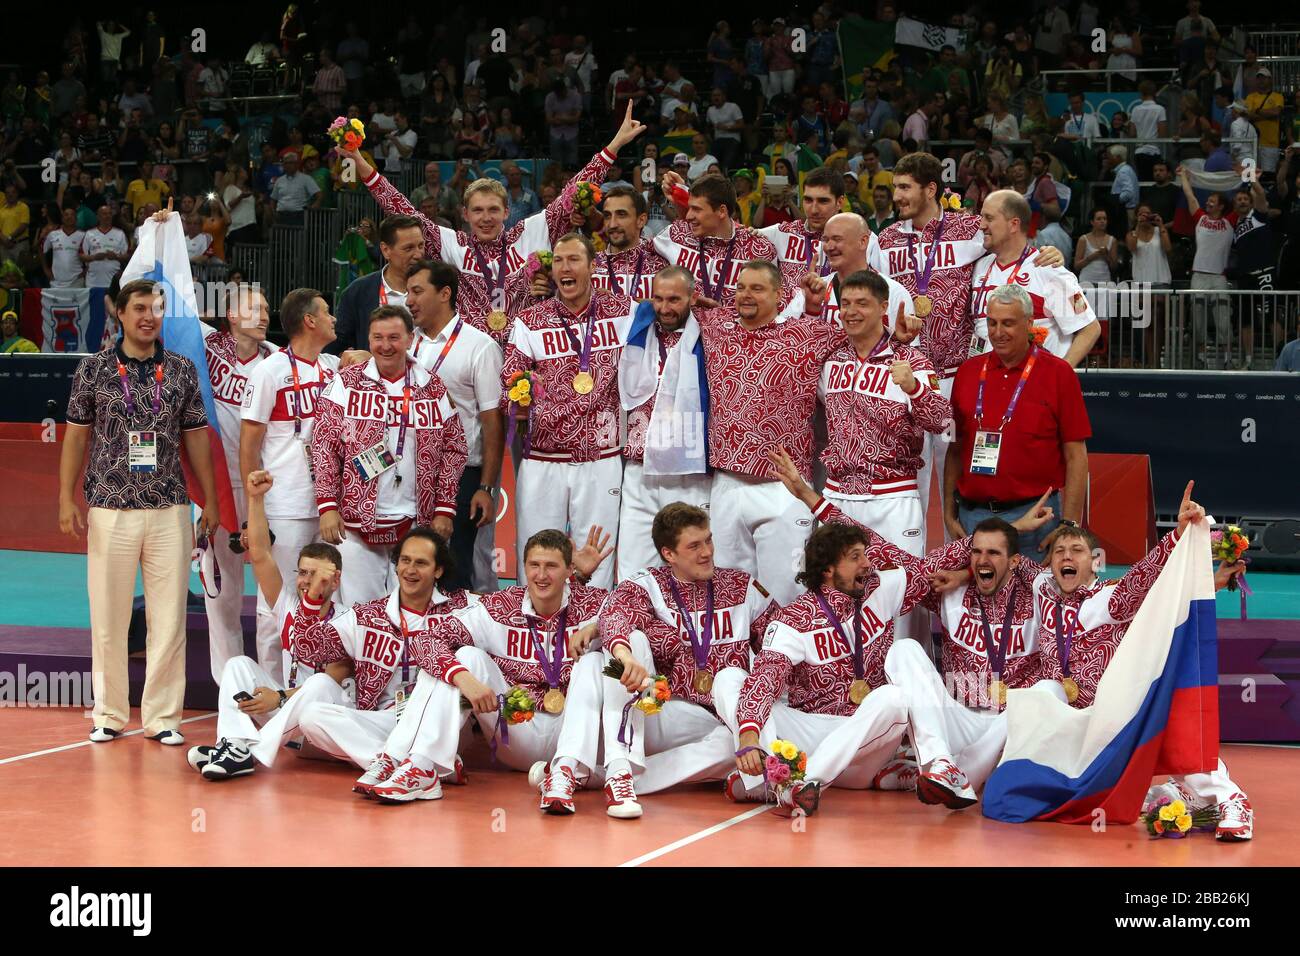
[838,16,896,100]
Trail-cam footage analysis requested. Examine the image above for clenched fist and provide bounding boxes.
[889,359,917,393]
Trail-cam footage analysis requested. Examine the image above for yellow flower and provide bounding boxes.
[518,394,531,407]
[517,379,530,393]
[1176,814,1193,833]
[508,386,522,402]
[1159,800,1185,822]
[778,741,798,761]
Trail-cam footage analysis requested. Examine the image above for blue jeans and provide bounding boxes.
[957,491,1061,557]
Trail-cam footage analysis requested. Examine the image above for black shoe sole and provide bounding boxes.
[917,776,976,810]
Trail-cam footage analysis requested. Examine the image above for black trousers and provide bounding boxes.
[443,464,482,592]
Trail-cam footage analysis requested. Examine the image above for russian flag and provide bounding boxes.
[121,215,239,533]
[983,520,1219,825]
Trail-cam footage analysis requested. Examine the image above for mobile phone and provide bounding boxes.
[232,691,254,703]
[461,158,472,166]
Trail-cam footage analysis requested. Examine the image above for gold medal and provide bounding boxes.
[692,669,714,695]
[542,689,566,714]
[572,371,594,394]
[1062,677,1079,704]
[913,294,933,318]
[848,679,871,705]
[487,309,508,332]
[990,679,1008,706]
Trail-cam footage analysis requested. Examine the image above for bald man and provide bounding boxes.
[820,213,915,330]
[970,190,1100,367]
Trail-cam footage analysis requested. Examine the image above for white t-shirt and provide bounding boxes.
[224,184,257,231]
[44,229,85,286]
[80,227,127,288]
[978,112,1020,142]
[706,102,744,141]
[384,128,418,174]
[969,252,1098,359]
[1192,210,1235,275]
[370,111,397,135]
[688,154,720,183]
[186,232,213,260]
[242,349,341,519]
[409,316,502,467]
[565,49,597,92]
[1130,100,1167,155]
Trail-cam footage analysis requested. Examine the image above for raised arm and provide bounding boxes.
[1178,166,1200,216]
[341,145,447,259]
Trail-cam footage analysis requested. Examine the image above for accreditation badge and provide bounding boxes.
[351,440,397,482]
[969,430,1003,476]
[128,430,158,472]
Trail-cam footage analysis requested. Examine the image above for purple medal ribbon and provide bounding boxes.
[505,398,532,459]
[606,249,644,297]
[526,609,569,690]
[813,589,865,682]
[488,693,511,761]
[665,576,714,673]
[471,239,508,312]
[193,530,221,598]
[557,301,598,380]
[698,232,739,300]
[733,744,772,803]
[908,210,947,297]
[1238,572,1253,621]
[975,581,1020,689]
[1054,598,1075,678]
[618,696,638,747]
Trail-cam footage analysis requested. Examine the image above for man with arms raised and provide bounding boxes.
[332,214,425,353]
[597,503,778,818]
[240,289,341,683]
[312,304,467,607]
[969,189,1100,365]
[500,233,635,590]
[357,529,611,808]
[338,103,647,343]
[616,266,711,576]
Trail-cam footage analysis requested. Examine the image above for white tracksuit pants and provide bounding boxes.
[1171,760,1243,806]
[710,470,814,606]
[213,657,347,767]
[257,517,321,684]
[297,699,398,769]
[915,377,955,528]
[884,638,1068,791]
[616,460,711,581]
[516,456,623,590]
[712,665,910,794]
[205,517,249,684]
[336,534,395,609]
[601,631,734,793]
[824,492,926,641]
[378,645,604,782]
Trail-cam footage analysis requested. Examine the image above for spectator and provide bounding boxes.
[419,73,458,159]
[1130,81,1169,180]
[409,162,452,216]
[492,107,525,160]
[0,183,32,265]
[1246,68,1285,176]
[1035,209,1074,265]
[874,119,903,169]
[268,151,321,225]
[44,206,86,288]
[183,212,214,269]
[1020,95,1051,139]
[1033,0,1071,68]
[51,63,86,121]
[762,122,798,174]
[60,277,218,746]
[707,21,735,91]
[1231,181,1278,369]
[381,109,418,175]
[1,310,38,352]
[1141,160,1181,224]
[79,204,129,289]
[984,45,1022,101]
[745,20,771,101]
[765,18,796,99]
[125,161,170,221]
[686,133,720,184]
[733,169,762,226]
[51,132,82,183]
[1225,104,1258,167]
[1175,0,1219,44]
[337,21,369,102]
[196,56,230,113]
[958,129,1009,189]
[978,93,1020,143]
[98,159,125,206]
[200,192,230,261]
[501,160,540,228]
[396,14,429,100]
[312,49,346,114]
[254,142,283,200]
[117,77,152,119]
[1106,17,1142,84]
[806,11,838,87]
[1177,94,1212,160]
[565,35,598,112]
[759,162,800,226]
[866,184,897,234]
[1179,167,1235,368]
[1075,207,1117,285]
[96,20,131,85]
[76,113,113,162]
[965,155,997,212]
[1126,202,1173,346]
[818,81,850,130]
[1105,144,1139,230]
[1276,330,1300,371]
[1060,91,1102,142]
[903,94,939,152]
[706,88,744,172]
[852,75,893,136]
[944,282,1091,552]
[246,31,280,67]
[1184,41,1227,113]
[302,148,332,209]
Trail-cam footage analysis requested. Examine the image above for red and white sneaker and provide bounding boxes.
[372,760,444,803]
[724,769,765,803]
[917,757,977,810]
[536,762,578,815]
[771,779,821,817]
[354,752,400,797]
[873,755,919,792]
[440,754,468,786]
[604,771,643,819]
[1215,793,1253,842]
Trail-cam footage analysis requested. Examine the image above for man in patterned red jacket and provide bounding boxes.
[336,103,648,344]
[500,233,636,590]
[598,503,779,818]
[589,186,669,302]
[312,305,467,608]
[357,529,612,809]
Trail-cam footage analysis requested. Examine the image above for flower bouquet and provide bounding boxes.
[524,250,553,283]
[327,116,366,152]
[940,188,963,212]
[603,658,671,714]
[573,181,603,214]
[461,685,536,725]
[1030,324,1049,347]
[1140,796,1218,839]
[764,738,808,793]
[506,369,536,409]
[1211,525,1250,570]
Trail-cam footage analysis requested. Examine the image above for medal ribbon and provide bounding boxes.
[665,577,715,672]
[1055,598,1076,678]
[471,239,507,311]
[116,356,163,419]
[698,232,738,300]
[908,211,947,296]
[285,345,311,439]
[192,528,221,598]
[526,609,569,688]
[813,589,865,681]
[975,347,1038,432]
[556,300,597,376]
[605,249,644,297]
[974,581,1020,681]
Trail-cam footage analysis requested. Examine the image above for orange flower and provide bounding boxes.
[1153,820,1164,834]
[797,753,807,772]
[654,682,671,702]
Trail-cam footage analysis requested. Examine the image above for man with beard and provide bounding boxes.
[616,267,712,577]
[589,186,668,301]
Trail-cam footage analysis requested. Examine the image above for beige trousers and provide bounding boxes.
[87,505,191,734]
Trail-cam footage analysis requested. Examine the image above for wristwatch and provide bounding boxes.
[477,484,498,497]
[277,689,288,708]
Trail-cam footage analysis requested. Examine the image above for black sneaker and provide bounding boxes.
[147,729,185,746]
[187,745,217,771]
[201,740,255,781]
[89,726,121,743]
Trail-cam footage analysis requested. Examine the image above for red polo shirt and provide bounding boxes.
[951,346,1091,503]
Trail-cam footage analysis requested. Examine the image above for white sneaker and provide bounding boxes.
[604,771,643,819]
[1143,779,1202,814]
[372,760,444,803]
[354,752,400,797]
[148,729,185,746]
[873,755,920,791]
[723,769,765,803]
[538,764,579,815]
[1215,793,1253,842]
[89,726,121,743]
[917,757,977,810]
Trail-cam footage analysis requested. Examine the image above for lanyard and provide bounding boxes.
[471,238,507,310]
[814,589,865,680]
[388,363,413,462]
[287,596,334,689]
[605,249,644,297]
[978,244,1033,307]
[803,229,832,276]
[556,300,597,374]
[975,581,1019,678]
[527,609,569,687]
[698,232,738,300]
[1055,598,1076,678]
[975,347,1038,432]
[116,356,163,419]
[284,345,313,439]
[849,329,893,389]
[665,576,715,671]
[426,318,464,378]
[398,607,419,685]
[907,211,946,295]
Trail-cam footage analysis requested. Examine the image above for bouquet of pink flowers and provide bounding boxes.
[328,116,366,152]
[524,250,554,282]
[764,739,807,792]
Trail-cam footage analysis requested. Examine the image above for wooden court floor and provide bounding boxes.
[1,707,1294,867]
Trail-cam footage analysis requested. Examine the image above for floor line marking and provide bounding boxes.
[618,804,771,867]
[0,712,217,765]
